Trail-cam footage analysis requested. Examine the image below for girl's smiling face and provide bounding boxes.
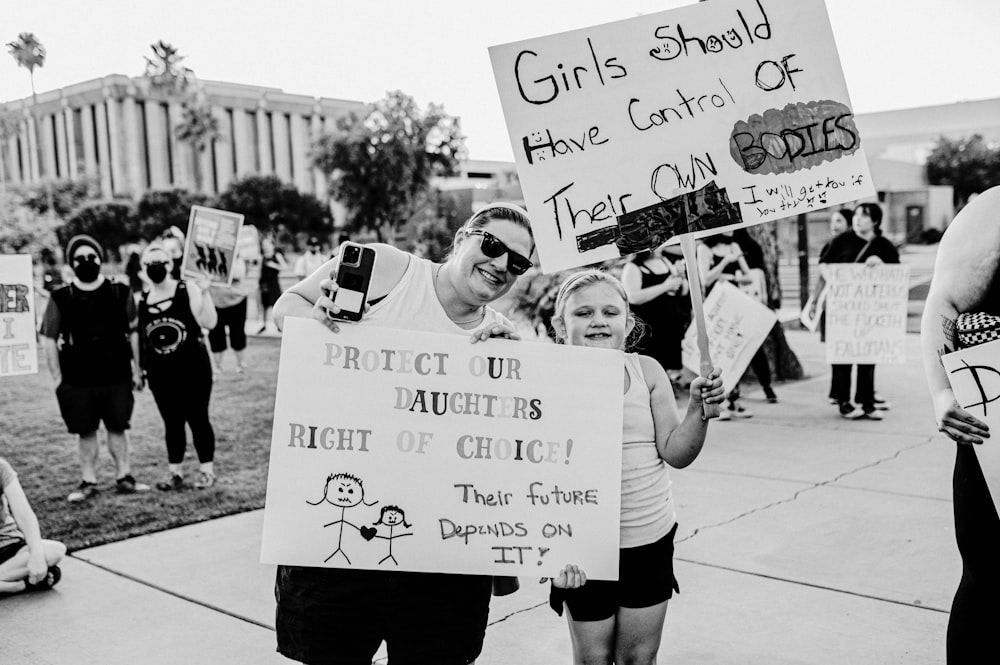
[557,281,633,350]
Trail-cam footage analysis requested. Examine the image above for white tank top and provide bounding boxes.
[620,353,676,548]
[363,255,511,334]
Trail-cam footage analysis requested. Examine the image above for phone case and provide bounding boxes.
[332,244,375,322]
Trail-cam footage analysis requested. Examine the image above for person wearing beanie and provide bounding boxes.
[38,235,150,502]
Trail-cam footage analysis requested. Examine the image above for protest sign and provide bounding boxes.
[942,339,1000,517]
[681,281,777,395]
[490,0,874,273]
[824,264,909,364]
[180,206,244,285]
[261,318,624,579]
[0,255,38,376]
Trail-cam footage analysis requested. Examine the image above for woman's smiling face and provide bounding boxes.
[452,219,533,304]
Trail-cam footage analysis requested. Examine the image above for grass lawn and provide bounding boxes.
[0,335,283,552]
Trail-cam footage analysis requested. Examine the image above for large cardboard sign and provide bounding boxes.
[942,339,1000,517]
[681,282,777,394]
[180,206,244,286]
[261,318,624,579]
[490,0,874,273]
[0,255,38,376]
[824,264,909,364]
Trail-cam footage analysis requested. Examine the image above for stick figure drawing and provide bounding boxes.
[370,505,413,566]
[306,473,377,564]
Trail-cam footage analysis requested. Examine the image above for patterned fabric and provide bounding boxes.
[956,312,1000,349]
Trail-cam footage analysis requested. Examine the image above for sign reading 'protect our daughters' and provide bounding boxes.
[261,318,624,579]
[490,0,874,273]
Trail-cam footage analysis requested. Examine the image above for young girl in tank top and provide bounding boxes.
[549,269,724,665]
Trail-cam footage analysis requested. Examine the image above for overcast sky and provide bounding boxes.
[3,0,999,161]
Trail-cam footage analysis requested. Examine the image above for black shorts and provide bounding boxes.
[0,539,27,564]
[276,566,493,665]
[55,382,134,434]
[208,299,248,352]
[549,524,680,622]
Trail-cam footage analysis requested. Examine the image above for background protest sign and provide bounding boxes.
[489,0,874,273]
[0,255,38,377]
[261,318,624,579]
[942,339,1000,517]
[824,264,909,365]
[180,205,244,286]
[681,281,776,395]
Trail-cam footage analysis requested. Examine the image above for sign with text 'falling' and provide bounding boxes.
[261,318,623,579]
[824,264,909,365]
[0,255,38,377]
[942,339,1000,517]
[490,0,874,273]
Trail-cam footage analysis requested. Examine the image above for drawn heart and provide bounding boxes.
[360,527,377,541]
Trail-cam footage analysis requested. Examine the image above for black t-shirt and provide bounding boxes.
[40,280,136,386]
[819,231,900,265]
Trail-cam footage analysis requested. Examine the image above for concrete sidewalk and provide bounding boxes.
[0,330,954,664]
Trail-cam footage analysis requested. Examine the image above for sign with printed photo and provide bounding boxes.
[681,281,777,394]
[942,339,1000,517]
[489,0,874,273]
[261,318,624,579]
[180,206,245,286]
[824,264,910,364]
[0,255,38,376]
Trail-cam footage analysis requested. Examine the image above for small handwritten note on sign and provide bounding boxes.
[0,255,38,377]
[180,206,244,286]
[489,0,874,273]
[681,282,777,395]
[261,318,624,579]
[942,339,1000,517]
[824,264,910,365]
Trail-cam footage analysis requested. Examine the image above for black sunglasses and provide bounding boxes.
[73,254,99,264]
[466,230,533,276]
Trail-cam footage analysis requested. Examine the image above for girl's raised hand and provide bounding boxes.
[551,564,587,589]
[690,367,725,406]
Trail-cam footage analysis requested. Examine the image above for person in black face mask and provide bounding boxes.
[39,235,150,503]
[138,243,219,491]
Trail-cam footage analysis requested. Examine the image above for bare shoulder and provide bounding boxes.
[931,187,1000,310]
[637,354,668,390]
[365,244,411,299]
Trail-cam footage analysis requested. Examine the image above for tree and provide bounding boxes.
[0,192,59,256]
[312,90,466,241]
[7,32,54,217]
[214,174,332,246]
[926,134,1000,208]
[58,201,139,260]
[141,41,222,193]
[136,188,210,239]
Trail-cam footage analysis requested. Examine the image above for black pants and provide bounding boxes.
[829,364,875,409]
[948,445,1000,663]
[208,299,248,353]
[148,346,215,464]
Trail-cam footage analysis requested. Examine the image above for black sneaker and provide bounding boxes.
[67,481,98,503]
[838,402,857,417]
[155,473,185,491]
[763,386,778,403]
[116,474,151,494]
[25,565,62,591]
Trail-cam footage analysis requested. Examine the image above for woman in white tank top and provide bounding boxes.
[270,204,535,665]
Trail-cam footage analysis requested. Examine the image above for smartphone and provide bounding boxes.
[330,242,375,322]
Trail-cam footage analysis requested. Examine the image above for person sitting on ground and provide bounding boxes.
[0,456,67,595]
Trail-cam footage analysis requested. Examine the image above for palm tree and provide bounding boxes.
[175,96,222,192]
[142,41,222,192]
[7,32,54,216]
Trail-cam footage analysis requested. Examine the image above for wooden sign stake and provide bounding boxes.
[679,234,720,419]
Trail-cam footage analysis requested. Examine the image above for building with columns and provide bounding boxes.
[1,75,365,220]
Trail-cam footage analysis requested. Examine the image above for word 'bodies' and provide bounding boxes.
[262,319,623,579]
[490,0,874,273]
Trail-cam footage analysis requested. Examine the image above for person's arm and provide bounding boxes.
[621,262,679,305]
[293,255,307,280]
[4,475,49,584]
[273,243,410,332]
[643,356,723,468]
[38,298,62,386]
[698,245,735,288]
[921,189,1000,444]
[187,277,218,330]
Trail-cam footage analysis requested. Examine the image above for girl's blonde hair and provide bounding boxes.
[552,269,645,349]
